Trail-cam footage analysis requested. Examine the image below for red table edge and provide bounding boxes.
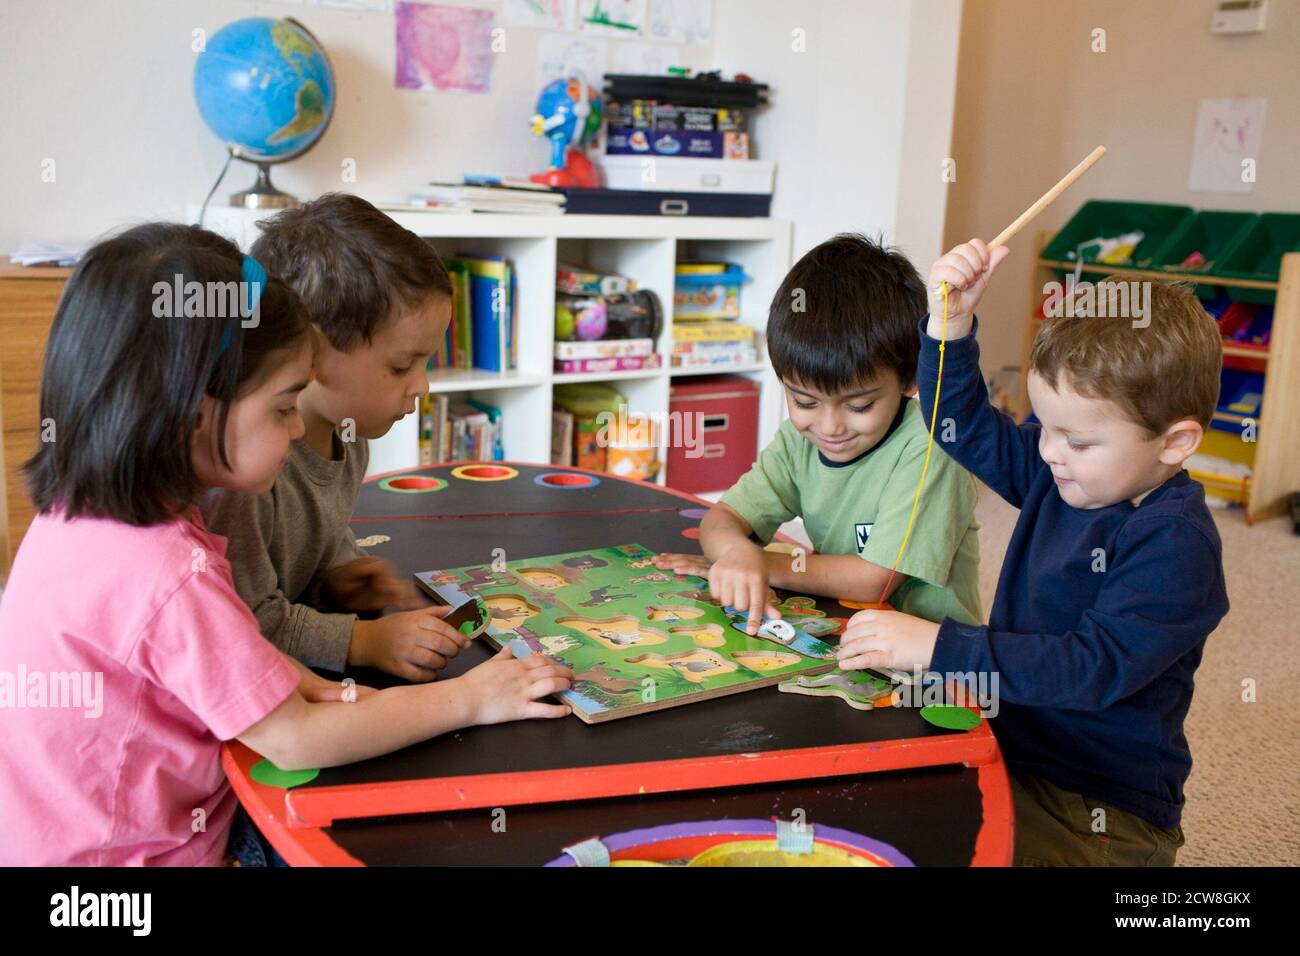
[280,721,999,828]
[222,461,1014,866]
[223,735,1013,867]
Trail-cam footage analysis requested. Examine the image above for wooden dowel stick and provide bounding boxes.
[988,145,1107,250]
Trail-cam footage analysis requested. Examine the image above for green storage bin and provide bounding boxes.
[1041,200,1193,274]
[1152,210,1258,299]
[1218,212,1300,303]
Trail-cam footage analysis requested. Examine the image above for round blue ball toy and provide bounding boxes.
[194,17,335,207]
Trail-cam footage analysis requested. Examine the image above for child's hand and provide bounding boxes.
[462,646,574,724]
[927,239,1010,338]
[653,552,713,579]
[350,606,472,682]
[710,544,780,636]
[323,557,422,612]
[837,608,940,674]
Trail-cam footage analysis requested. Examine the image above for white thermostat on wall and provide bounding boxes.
[1212,0,1267,34]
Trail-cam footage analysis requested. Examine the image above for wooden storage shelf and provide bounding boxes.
[1021,231,1300,523]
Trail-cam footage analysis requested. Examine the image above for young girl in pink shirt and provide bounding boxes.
[0,223,572,866]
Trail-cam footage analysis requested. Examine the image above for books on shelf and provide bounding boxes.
[671,339,757,369]
[554,354,662,374]
[672,320,755,342]
[430,254,518,374]
[431,259,474,370]
[419,395,505,463]
[409,182,566,215]
[555,338,656,360]
[671,321,757,369]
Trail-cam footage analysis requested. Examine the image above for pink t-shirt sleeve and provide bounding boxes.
[129,565,298,741]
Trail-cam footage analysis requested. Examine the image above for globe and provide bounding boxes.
[194,16,335,207]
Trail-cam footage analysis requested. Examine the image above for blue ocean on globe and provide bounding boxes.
[193,17,334,160]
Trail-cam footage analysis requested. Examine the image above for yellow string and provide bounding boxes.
[878,281,947,606]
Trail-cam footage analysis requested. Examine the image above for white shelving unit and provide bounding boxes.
[191,205,792,492]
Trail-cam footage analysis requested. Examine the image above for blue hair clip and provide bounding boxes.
[216,255,268,359]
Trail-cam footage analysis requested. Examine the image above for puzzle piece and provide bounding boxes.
[759,619,797,644]
[444,596,491,639]
[722,606,836,660]
[778,669,896,711]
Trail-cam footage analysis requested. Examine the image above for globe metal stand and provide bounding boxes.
[229,160,298,210]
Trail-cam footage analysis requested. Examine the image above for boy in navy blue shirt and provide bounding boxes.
[838,239,1228,866]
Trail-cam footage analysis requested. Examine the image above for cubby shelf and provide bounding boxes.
[1021,230,1300,523]
[192,205,793,493]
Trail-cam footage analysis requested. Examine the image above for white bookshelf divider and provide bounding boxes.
[190,205,792,493]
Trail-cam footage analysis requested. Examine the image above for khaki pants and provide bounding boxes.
[1011,771,1186,867]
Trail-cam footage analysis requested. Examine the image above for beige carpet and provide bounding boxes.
[973,486,1300,866]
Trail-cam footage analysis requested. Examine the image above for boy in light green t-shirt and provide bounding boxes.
[655,234,982,635]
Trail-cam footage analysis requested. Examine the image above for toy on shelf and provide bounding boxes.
[555,289,663,342]
[1070,230,1144,266]
[530,74,603,188]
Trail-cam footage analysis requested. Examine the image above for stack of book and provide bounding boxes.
[418,395,504,463]
[671,320,757,370]
[407,180,566,215]
[431,254,518,373]
[555,338,661,374]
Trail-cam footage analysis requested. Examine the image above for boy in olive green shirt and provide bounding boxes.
[656,234,981,635]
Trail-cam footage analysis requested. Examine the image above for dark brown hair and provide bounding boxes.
[25,222,310,525]
[1031,278,1222,433]
[767,233,926,394]
[251,192,452,351]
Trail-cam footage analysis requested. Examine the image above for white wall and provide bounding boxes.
[946,0,1300,375]
[713,0,960,262]
[0,0,957,270]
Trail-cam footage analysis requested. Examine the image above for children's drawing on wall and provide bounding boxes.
[504,0,577,31]
[395,1,497,94]
[648,0,712,44]
[580,0,646,37]
[536,31,608,89]
[1188,98,1266,194]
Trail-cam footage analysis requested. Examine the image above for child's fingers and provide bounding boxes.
[954,239,989,275]
[418,630,463,658]
[524,701,573,719]
[521,656,575,679]
[837,651,888,671]
[492,645,515,661]
[397,660,440,683]
[527,675,573,699]
[941,251,978,287]
[410,646,449,671]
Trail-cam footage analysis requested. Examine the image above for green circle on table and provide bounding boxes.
[250,759,320,789]
[919,705,981,731]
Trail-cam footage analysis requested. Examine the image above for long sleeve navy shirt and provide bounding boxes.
[918,317,1229,830]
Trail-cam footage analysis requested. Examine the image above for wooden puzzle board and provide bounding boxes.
[416,543,844,723]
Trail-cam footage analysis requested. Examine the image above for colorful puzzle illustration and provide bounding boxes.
[778,669,896,710]
[416,543,841,723]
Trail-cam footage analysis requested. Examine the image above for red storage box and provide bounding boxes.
[667,375,760,494]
